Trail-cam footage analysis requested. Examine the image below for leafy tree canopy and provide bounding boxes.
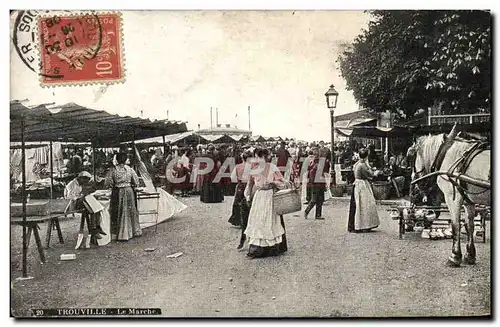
[337,10,491,119]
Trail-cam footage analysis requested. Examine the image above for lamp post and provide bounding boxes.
[325,84,339,186]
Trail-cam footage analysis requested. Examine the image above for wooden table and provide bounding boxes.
[10,213,73,263]
[388,205,489,242]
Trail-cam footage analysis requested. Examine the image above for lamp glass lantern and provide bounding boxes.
[325,84,339,109]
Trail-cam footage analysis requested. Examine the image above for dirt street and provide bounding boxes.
[10,197,491,317]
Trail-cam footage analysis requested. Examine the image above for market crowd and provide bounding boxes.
[10,138,419,251]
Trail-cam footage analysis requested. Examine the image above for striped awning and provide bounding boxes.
[10,101,187,147]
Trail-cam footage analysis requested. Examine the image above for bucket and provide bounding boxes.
[331,185,345,197]
[371,181,392,200]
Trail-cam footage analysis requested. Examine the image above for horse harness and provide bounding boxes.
[430,140,490,205]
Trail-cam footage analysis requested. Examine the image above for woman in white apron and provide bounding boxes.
[348,148,380,232]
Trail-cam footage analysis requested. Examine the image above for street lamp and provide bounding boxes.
[325,84,339,186]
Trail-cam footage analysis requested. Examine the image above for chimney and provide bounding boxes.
[225,124,230,128]
[216,108,219,126]
[217,124,221,128]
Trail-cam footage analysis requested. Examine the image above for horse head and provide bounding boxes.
[410,124,459,188]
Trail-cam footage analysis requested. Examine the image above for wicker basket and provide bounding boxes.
[274,188,302,215]
[371,181,392,200]
[330,185,345,197]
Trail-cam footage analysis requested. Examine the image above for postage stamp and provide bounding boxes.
[37,12,124,87]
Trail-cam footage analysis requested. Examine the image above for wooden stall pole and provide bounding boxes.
[21,118,28,278]
[49,140,54,200]
[329,109,336,186]
[131,143,136,169]
[132,130,137,171]
[92,143,97,182]
[162,135,167,157]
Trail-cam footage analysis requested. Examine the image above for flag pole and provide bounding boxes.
[248,106,251,131]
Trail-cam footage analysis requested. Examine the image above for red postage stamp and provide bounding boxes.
[38,12,124,86]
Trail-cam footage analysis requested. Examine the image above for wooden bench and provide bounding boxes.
[10,213,75,263]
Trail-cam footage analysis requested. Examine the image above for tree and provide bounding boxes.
[337,10,491,119]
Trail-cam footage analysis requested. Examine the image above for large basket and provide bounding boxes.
[371,181,392,200]
[273,187,302,215]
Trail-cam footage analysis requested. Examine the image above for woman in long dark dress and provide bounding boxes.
[200,145,224,203]
[228,151,252,227]
[177,149,193,197]
[105,152,142,241]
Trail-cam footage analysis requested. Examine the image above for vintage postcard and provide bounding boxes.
[9,9,491,318]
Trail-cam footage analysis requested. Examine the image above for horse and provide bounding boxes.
[408,126,490,266]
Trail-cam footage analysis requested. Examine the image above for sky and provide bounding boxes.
[10,10,371,142]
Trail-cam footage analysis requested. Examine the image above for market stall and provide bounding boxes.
[334,125,413,199]
[10,100,188,278]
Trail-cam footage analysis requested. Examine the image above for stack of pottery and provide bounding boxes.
[414,222,425,233]
[428,227,453,240]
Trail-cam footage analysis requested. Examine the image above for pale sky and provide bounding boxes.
[10,10,371,141]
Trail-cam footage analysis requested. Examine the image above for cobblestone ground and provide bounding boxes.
[10,196,491,317]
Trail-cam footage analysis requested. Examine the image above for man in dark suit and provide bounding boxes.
[304,149,315,204]
[318,141,332,171]
[275,141,291,179]
[304,148,330,220]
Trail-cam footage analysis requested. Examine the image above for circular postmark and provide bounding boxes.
[12,10,43,75]
[12,10,103,80]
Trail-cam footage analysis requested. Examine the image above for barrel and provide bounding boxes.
[371,181,392,200]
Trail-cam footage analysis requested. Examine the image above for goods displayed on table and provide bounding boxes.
[91,189,111,201]
[389,205,488,242]
[11,178,66,201]
[10,200,50,217]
